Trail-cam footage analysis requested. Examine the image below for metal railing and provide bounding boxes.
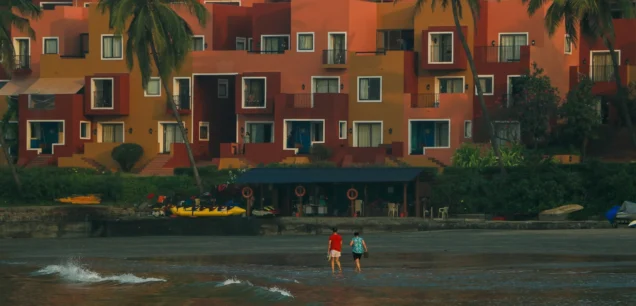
[292,94,312,108]
[247,49,285,54]
[15,55,30,69]
[322,49,347,65]
[429,45,453,63]
[474,46,527,63]
[411,94,440,108]
[356,50,387,55]
[244,95,265,107]
[172,95,191,110]
[93,90,113,108]
[590,65,616,82]
[28,94,55,110]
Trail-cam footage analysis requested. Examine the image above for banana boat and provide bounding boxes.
[56,195,101,205]
[169,206,246,217]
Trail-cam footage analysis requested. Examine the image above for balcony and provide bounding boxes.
[322,49,347,69]
[93,90,113,108]
[247,50,285,55]
[14,55,31,70]
[28,95,56,110]
[421,27,468,70]
[474,45,531,73]
[406,93,470,118]
[84,75,130,116]
[21,94,84,121]
[410,94,440,108]
[167,95,191,115]
[275,93,348,120]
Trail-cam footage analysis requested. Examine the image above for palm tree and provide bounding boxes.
[97,0,208,193]
[525,0,636,146]
[408,0,506,174]
[0,0,41,194]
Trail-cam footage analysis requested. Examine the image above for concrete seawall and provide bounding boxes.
[0,206,613,238]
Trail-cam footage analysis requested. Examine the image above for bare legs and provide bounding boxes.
[331,257,342,273]
[354,258,361,272]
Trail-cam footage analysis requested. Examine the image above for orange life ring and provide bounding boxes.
[295,185,306,197]
[347,188,358,201]
[241,187,253,199]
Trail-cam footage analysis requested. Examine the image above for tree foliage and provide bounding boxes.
[559,76,600,155]
[452,143,525,168]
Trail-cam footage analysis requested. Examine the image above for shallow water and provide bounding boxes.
[2,231,636,305]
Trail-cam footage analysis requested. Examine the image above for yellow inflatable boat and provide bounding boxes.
[56,195,101,205]
[170,206,246,217]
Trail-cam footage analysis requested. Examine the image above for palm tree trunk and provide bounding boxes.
[0,125,22,194]
[149,41,204,194]
[604,37,636,146]
[450,0,506,175]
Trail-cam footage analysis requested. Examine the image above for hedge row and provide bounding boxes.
[431,161,636,218]
[0,167,229,205]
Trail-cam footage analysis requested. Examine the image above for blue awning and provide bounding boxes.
[236,167,434,184]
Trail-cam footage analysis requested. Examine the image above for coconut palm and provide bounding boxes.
[525,0,636,146]
[97,0,208,192]
[406,0,506,174]
[0,0,41,193]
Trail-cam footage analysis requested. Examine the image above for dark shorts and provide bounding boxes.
[352,252,363,260]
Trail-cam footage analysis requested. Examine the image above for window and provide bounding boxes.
[312,77,339,93]
[247,38,253,51]
[339,121,347,139]
[83,3,91,7]
[429,32,453,63]
[43,37,59,54]
[218,79,229,98]
[144,78,161,97]
[192,36,205,51]
[101,35,123,59]
[284,121,324,152]
[80,121,91,139]
[507,76,524,107]
[409,121,450,154]
[355,122,382,147]
[243,77,266,108]
[261,35,289,54]
[13,38,30,69]
[236,37,246,50]
[41,2,72,10]
[464,120,472,138]
[564,34,572,54]
[28,94,56,109]
[493,121,520,147]
[377,29,414,51]
[591,51,619,82]
[297,32,314,52]
[0,80,8,89]
[173,78,191,109]
[358,77,382,102]
[437,77,464,93]
[311,122,324,142]
[499,33,528,62]
[101,123,124,143]
[91,78,114,109]
[245,122,274,143]
[476,75,494,95]
[199,122,209,141]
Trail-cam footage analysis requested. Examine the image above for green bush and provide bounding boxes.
[111,143,144,172]
[310,144,332,161]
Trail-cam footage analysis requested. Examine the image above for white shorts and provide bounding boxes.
[330,250,341,258]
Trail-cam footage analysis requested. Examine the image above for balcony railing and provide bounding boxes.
[15,55,30,69]
[292,94,312,108]
[172,95,191,110]
[247,49,285,54]
[93,90,113,108]
[474,46,527,63]
[322,49,347,65]
[244,95,265,107]
[590,65,616,82]
[429,45,453,63]
[28,94,55,110]
[411,94,440,108]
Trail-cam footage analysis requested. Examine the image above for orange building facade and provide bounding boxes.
[0,0,627,171]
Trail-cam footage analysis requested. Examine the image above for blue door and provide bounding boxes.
[292,122,311,154]
[411,122,435,154]
[41,122,59,154]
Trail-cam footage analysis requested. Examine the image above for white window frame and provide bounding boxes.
[357,76,382,103]
[172,77,192,109]
[39,2,72,9]
[590,50,621,81]
[327,32,348,50]
[564,34,572,55]
[97,122,125,143]
[464,120,472,138]
[12,37,31,61]
[282,119,325,152]
[428,31,454,64]
[26,120,66,154]
[144,77,161,97]
[311,76,340,107]
[260,34,291,52]
[244,121,275,143]
[352,121,383,148]
[242,76,267,109]
[498,32,529,62]
[435,76,465,94]
[42,37,59,55]
[199,122,210,141]
[91,77,115,110]
[247,38,253,51]
[83,2,91,7]
[79,121,91,140]
[192,35,205,51]
[476,75,494,96]
[407,119,452,153]
[339,120,347,139]
[506,74,523,107]
[100,34,123,60]
[218,79,229,98]
[296,32,315,52]
[235,37,246,50]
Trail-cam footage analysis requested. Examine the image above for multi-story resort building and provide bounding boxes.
[0,0,634,173]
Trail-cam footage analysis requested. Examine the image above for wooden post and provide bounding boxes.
[351,200,355,217]
[260,184,264,209]
[402,182,408,217]
[298,196,303,217]
[364,184,368,217]
[286,185,291,216]
[247,197,252,217]
[415,177,421,218]
[272,186,279,210]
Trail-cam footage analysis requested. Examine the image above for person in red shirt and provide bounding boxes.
[327,227,343,273]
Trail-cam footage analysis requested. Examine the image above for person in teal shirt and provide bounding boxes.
[349,232,368,272]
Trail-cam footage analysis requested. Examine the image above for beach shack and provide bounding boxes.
[236,167,435,217]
